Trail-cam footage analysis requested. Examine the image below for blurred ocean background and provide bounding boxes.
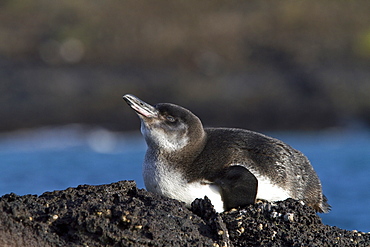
[0,0,369,233]
[0,125,369,233]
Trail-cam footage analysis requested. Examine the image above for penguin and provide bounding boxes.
[123,94,330,213]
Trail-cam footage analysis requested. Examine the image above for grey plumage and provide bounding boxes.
[188,127,329,213]
[123,94,330,213]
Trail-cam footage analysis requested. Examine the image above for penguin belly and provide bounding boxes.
[143,161,224,212]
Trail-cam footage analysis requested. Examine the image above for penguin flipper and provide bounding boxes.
[215,165,258,211]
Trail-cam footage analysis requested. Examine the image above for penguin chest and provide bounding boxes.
[143,159,224,212]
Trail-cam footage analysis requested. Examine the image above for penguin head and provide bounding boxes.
[123,94,205,152]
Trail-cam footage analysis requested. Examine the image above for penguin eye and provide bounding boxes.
[166,115,176,123]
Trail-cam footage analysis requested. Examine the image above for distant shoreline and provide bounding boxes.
[1,62,369,133]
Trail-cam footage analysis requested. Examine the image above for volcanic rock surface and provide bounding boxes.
[0,180,369,246]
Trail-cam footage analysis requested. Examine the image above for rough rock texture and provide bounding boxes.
[0,180,369,247]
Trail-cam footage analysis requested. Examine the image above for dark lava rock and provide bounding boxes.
[221,198,370,247]
[0,181,369,247]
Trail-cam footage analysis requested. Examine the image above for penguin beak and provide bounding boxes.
[123,94,158,118]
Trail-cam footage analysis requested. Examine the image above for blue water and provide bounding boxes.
[0,125,369,233]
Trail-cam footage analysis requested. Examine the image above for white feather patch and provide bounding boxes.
[143,158,224,212]
[231,164,291,202]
